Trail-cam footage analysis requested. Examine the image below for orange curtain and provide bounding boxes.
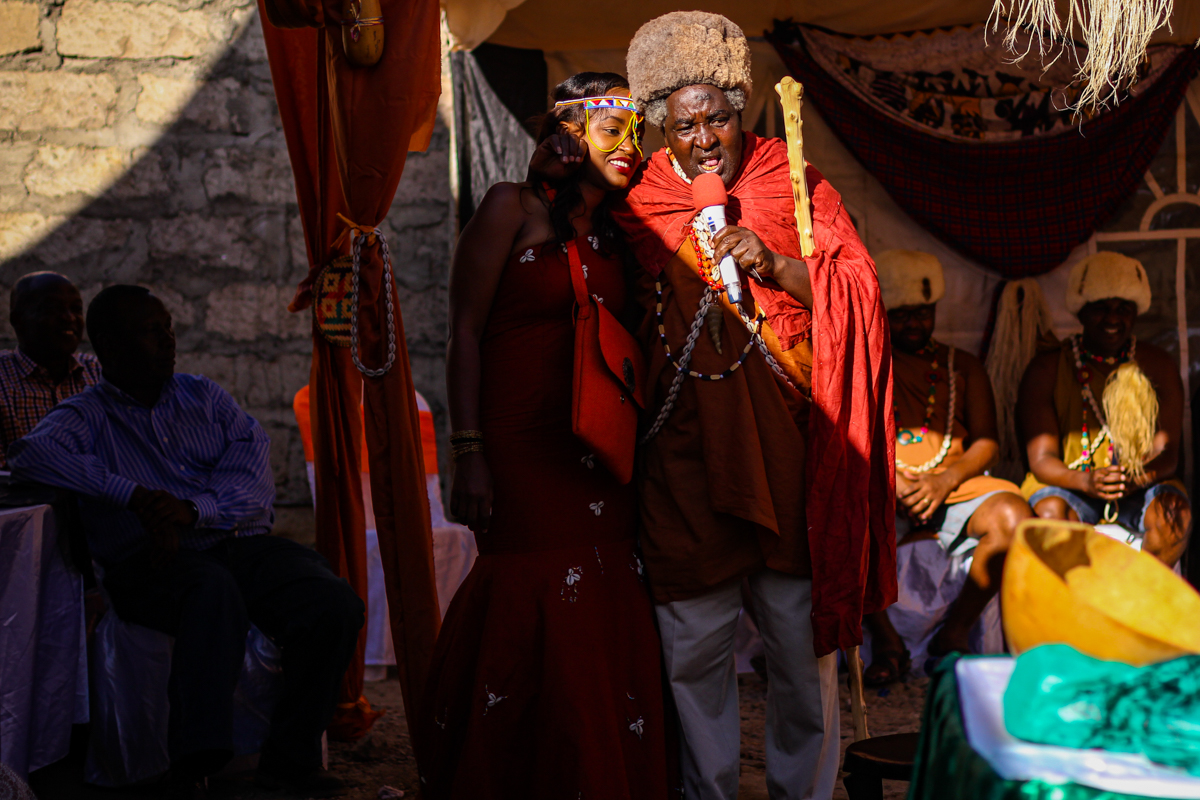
[257,0,442,750]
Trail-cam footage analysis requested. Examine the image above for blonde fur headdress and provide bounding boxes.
[875,250,945,310]
[1066,252,1151,316]
[626,12,752,127]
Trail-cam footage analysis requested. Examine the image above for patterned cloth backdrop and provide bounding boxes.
[767,22,1200,277]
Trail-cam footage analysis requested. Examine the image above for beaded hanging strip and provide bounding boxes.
[895,345,957,474]
[896,339,940,445]
[1067,334,1136,471]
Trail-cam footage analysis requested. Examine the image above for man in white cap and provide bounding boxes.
[1019,251,1190,566]
[864,250,1032,686]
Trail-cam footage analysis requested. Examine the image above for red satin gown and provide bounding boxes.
[417,233,670,799]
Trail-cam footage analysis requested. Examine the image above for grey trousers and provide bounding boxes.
[656,570,840,800]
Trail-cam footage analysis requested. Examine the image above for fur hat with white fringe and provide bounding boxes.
[875,250,945,310]
[1066,251,1151,316]
[626,12,752,128]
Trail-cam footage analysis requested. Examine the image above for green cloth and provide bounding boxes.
[908,654,1165,800]
[1004,645,1200,775]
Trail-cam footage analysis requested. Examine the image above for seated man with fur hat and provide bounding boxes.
[1019,252,1190,566]
[609,12,894,800]
[864,250,1031,686]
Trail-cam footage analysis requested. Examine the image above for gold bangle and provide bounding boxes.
[452,443,484,459]
[450,429,484,442]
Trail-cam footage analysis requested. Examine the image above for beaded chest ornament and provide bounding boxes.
[894,343,957,474]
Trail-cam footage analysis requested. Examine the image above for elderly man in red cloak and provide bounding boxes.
[609,12,896,799]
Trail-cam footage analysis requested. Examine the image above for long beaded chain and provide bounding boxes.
[896,340,939,445]
[894,344,957,474]
[1067,334,1135,471]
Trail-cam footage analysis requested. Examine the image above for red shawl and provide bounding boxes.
[614,132,898,655]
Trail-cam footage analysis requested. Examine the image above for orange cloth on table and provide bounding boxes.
[614,133,897,655]
[293,384,438,476]
[892,345,1018,504]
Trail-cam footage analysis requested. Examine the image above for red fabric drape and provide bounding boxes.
[257,0,442,749]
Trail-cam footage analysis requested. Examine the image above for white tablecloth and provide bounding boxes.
[0,503,88,778]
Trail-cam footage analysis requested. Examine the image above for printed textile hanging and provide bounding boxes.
[767,22,1200,277]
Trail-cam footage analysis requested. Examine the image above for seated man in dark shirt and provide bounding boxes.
[10,285,362,800]
[0,271,101,467]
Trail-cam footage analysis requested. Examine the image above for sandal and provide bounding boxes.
[863,647,911,688]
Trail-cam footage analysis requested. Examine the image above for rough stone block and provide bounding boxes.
[203,146,294,205]
[24,145,130,199]
[27,217,133,265]
[148,213,285,272]
[58,0,220,59]
[0,2,39,55]
[178,352,309,409]
[136,74,200,126]
[0,212,60,262]
[0,72,118,132]
[108,148,171,198]
[205,283,309,341]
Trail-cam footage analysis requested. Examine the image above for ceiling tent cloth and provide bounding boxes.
[767,22,1200,278]
[256,0,442,749]
[461,0,1200,53]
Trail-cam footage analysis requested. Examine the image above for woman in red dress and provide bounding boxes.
[417,73,670,799]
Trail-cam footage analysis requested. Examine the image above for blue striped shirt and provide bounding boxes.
[8,374,275,564]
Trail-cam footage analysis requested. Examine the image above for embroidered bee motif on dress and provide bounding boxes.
[483,685,507,715]
[561,566,583,602]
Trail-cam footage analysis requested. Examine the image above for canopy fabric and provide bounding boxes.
[445,0,1200,53]
[769,22,1200,277]
[257,0,443,747]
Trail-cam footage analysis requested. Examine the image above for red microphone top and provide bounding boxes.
[691,172,727,210]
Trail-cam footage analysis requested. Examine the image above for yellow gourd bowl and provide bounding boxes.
[1002,519,1200,666]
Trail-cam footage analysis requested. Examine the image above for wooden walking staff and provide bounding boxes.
[775,77,816,259]
[776,75,870,742]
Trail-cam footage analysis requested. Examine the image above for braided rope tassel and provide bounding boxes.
[349,228,398,378]
[642,288,716,444]
[734,305,796,391]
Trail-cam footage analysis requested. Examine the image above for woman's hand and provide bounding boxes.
[897,470,957,523]
[450,451,493,534]
[1081,464,1126,501]
[528,133,587,183]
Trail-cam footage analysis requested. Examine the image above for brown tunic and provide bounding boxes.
[637,242,812,604]
[893,344,1018,504]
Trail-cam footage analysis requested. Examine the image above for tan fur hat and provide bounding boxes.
[875,250,945,310]
[1066,251,1151,316]
[626,12,752,124]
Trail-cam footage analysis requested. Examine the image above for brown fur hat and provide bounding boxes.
[626,12,752,126]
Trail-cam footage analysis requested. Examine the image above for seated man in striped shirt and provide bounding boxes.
[0,271,101,467]
[9,285,363,800]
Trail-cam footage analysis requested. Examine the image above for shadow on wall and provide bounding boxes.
[0,11,456,517]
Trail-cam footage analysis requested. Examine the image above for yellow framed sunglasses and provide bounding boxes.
[554,95,645,158]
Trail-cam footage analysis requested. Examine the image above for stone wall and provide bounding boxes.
[0,0,455,541]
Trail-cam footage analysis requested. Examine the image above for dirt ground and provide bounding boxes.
[31,669,926,799]
[236,669,924,800]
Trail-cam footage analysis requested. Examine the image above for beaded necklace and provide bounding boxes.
[895,339,940,446]
[1068,334,1135,471]
[894,343,957,474]
[640,151,797,444]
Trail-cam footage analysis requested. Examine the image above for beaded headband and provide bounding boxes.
[554,95,644,119]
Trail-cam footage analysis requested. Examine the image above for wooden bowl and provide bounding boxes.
[1002,519,1200,665]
